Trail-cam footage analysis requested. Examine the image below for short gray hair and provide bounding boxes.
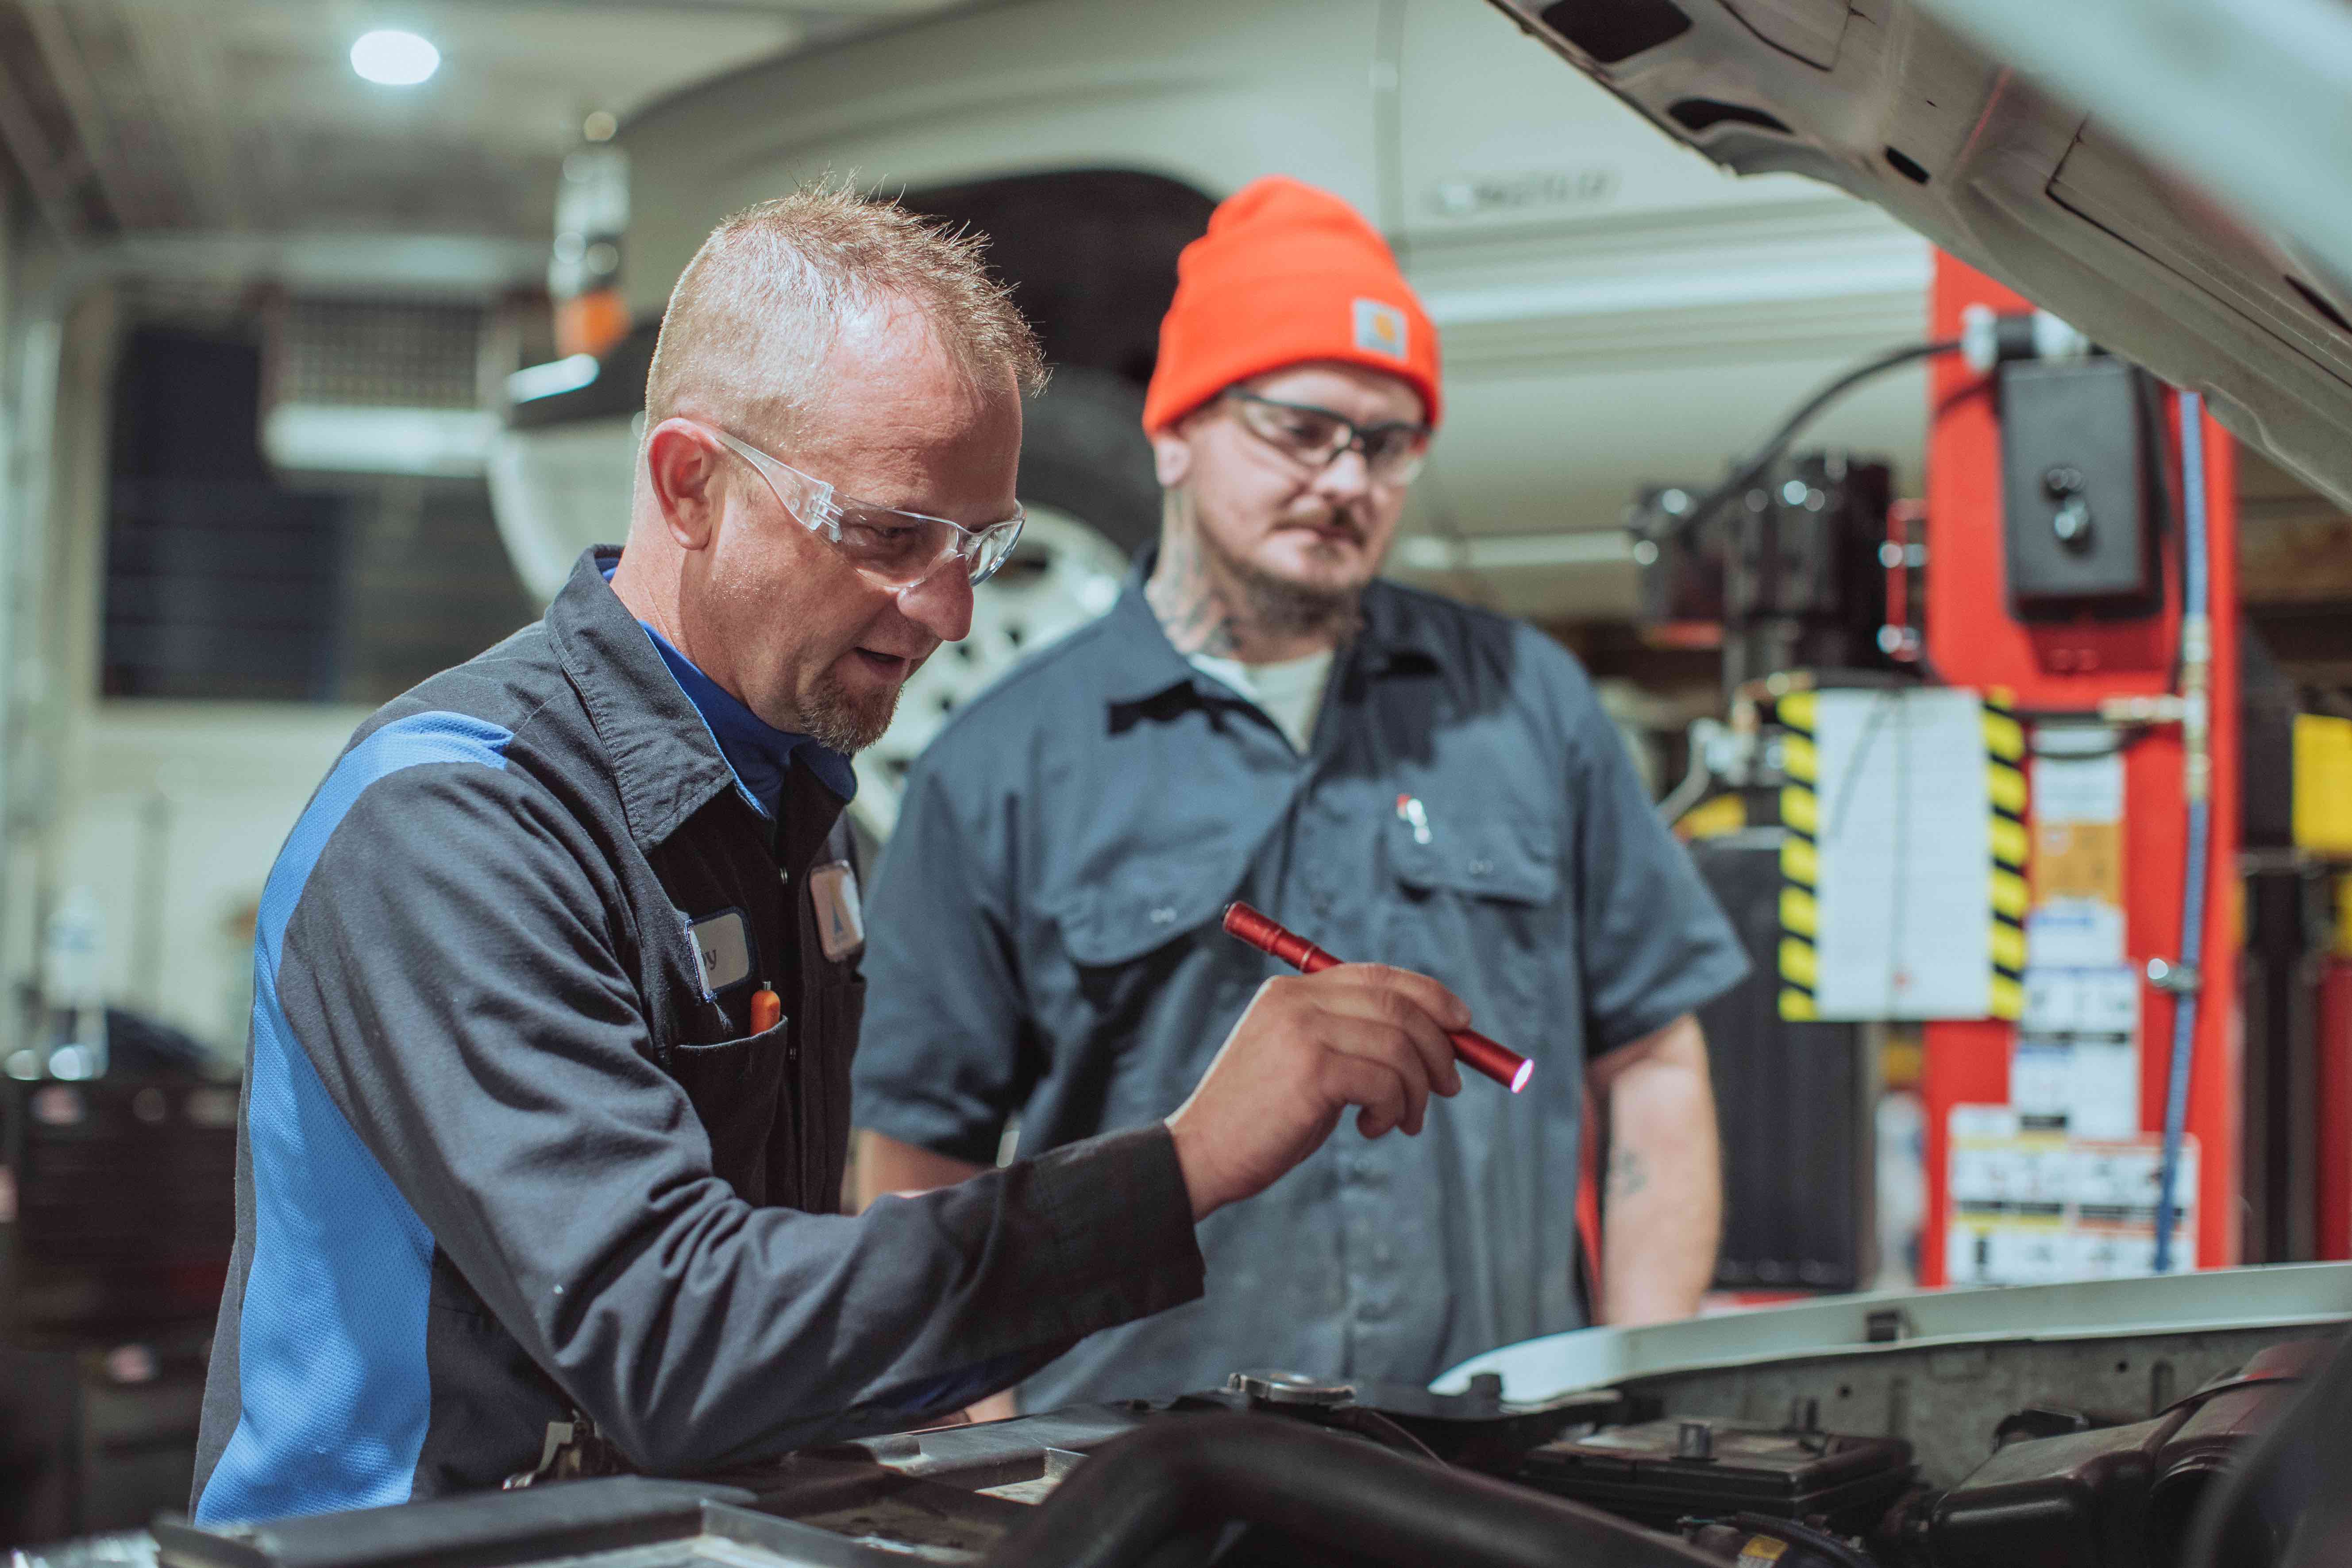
[642,179,1048,442]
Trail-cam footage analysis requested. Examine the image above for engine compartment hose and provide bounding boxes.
[980,1413,1720,1568]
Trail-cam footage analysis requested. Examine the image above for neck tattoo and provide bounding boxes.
[1147,491,1361,662]
[1145,497,1243,658]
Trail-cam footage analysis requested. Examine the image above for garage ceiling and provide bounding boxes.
[0,0,968,243]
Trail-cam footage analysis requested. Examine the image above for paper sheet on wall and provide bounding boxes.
[1808,689,1993,1019]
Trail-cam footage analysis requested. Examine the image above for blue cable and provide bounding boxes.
[2153,391,2208,1274]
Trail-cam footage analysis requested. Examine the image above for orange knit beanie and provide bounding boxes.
[1141,176,1442,435]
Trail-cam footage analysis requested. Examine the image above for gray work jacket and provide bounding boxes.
[192,548,1203,1522]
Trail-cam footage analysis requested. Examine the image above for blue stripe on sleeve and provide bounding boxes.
[861,1349,1034,1424]
[196,713,513,1524]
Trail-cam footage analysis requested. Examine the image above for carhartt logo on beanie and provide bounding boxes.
[1143,176,1442,435]
[1353,299,1410,361]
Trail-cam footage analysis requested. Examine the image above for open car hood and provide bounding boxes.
[1481,0,2352,509]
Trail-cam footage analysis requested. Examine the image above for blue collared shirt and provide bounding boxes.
[599,562,856,811]
[637,625,857,812]
[856,561,1749,1410]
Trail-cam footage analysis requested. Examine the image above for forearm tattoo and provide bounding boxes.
[1607,1147,1650,1202]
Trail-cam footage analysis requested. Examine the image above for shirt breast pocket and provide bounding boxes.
[1041,854,1247,1042]
[1384,811,1565,1027]
[1055,875,1234,971]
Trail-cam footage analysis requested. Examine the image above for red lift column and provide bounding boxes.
[1919,255,2240,1284]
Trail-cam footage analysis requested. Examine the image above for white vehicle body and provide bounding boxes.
[493,0,1932,831]
[609,0,1930,607]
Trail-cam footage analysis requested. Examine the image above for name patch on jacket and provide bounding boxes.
[808,862,865,962]
[686,909,752,996]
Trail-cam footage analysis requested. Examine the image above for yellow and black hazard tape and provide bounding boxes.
[1777,690,1820,1021]
[1984,687,2027,1020]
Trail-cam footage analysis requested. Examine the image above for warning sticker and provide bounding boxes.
[1946,1106,2194,1285]
[2028,751,2126,969]
[2014,964,2140,1139]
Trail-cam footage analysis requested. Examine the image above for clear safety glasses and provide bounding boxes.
[701,424,1026,589]
[1225,391,1432,489]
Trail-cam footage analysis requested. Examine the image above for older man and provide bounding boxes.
[855,177,1750,1417]
[190,187,1467,1522]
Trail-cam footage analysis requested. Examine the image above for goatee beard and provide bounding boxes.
[800,671,902,755]
[1212,531,1365,646]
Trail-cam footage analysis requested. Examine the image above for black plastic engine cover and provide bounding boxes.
[1928,1412,2185,1568]
[1927,1339,2327,1568]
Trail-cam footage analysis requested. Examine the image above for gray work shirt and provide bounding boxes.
[855,565,1747,1411]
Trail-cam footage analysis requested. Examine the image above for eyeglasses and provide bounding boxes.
[1225,391,1431,488]
[698,423,1026,589]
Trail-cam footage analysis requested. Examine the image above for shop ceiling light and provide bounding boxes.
[351,29,440,86]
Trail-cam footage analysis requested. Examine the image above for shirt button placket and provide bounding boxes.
[1299,781,1344,924]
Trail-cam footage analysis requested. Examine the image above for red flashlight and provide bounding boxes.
[1221,902,1533,1094]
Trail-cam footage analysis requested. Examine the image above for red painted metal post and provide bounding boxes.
[1917,254,2240,1282]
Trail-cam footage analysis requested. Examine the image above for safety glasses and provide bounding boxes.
[700,423,1026,589]
[1225,391,1431,488]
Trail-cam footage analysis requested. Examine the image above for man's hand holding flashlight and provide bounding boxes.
[1164,966,1469,1221]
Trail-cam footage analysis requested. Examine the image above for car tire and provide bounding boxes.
[1014,366,1161,558]
[848,369,1156,841]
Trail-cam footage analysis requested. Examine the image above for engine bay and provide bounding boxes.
[63,1299,2340,1568]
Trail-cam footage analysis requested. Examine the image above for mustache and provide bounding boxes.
[1280,503,1371,541]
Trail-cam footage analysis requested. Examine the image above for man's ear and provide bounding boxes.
[1150,429,1192,489]
[644,419,724,551]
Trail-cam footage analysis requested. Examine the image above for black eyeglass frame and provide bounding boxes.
[1222,390,1433,487]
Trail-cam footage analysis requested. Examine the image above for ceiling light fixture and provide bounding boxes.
[350,29,440,87]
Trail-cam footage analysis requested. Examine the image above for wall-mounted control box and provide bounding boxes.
[1999,357,2162,620]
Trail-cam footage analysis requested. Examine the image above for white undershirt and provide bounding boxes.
[1188,647,1337,755]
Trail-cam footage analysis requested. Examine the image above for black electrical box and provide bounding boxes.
[1999,357,2161,620]
[1631,484,1727,625]
[1632,453,1893,693]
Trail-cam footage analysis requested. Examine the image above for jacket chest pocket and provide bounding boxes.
[1383,811,1565,1023]
[669,1018,790,1205]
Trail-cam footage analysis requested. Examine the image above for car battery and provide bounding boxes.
[1518,1417,1914,1531]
